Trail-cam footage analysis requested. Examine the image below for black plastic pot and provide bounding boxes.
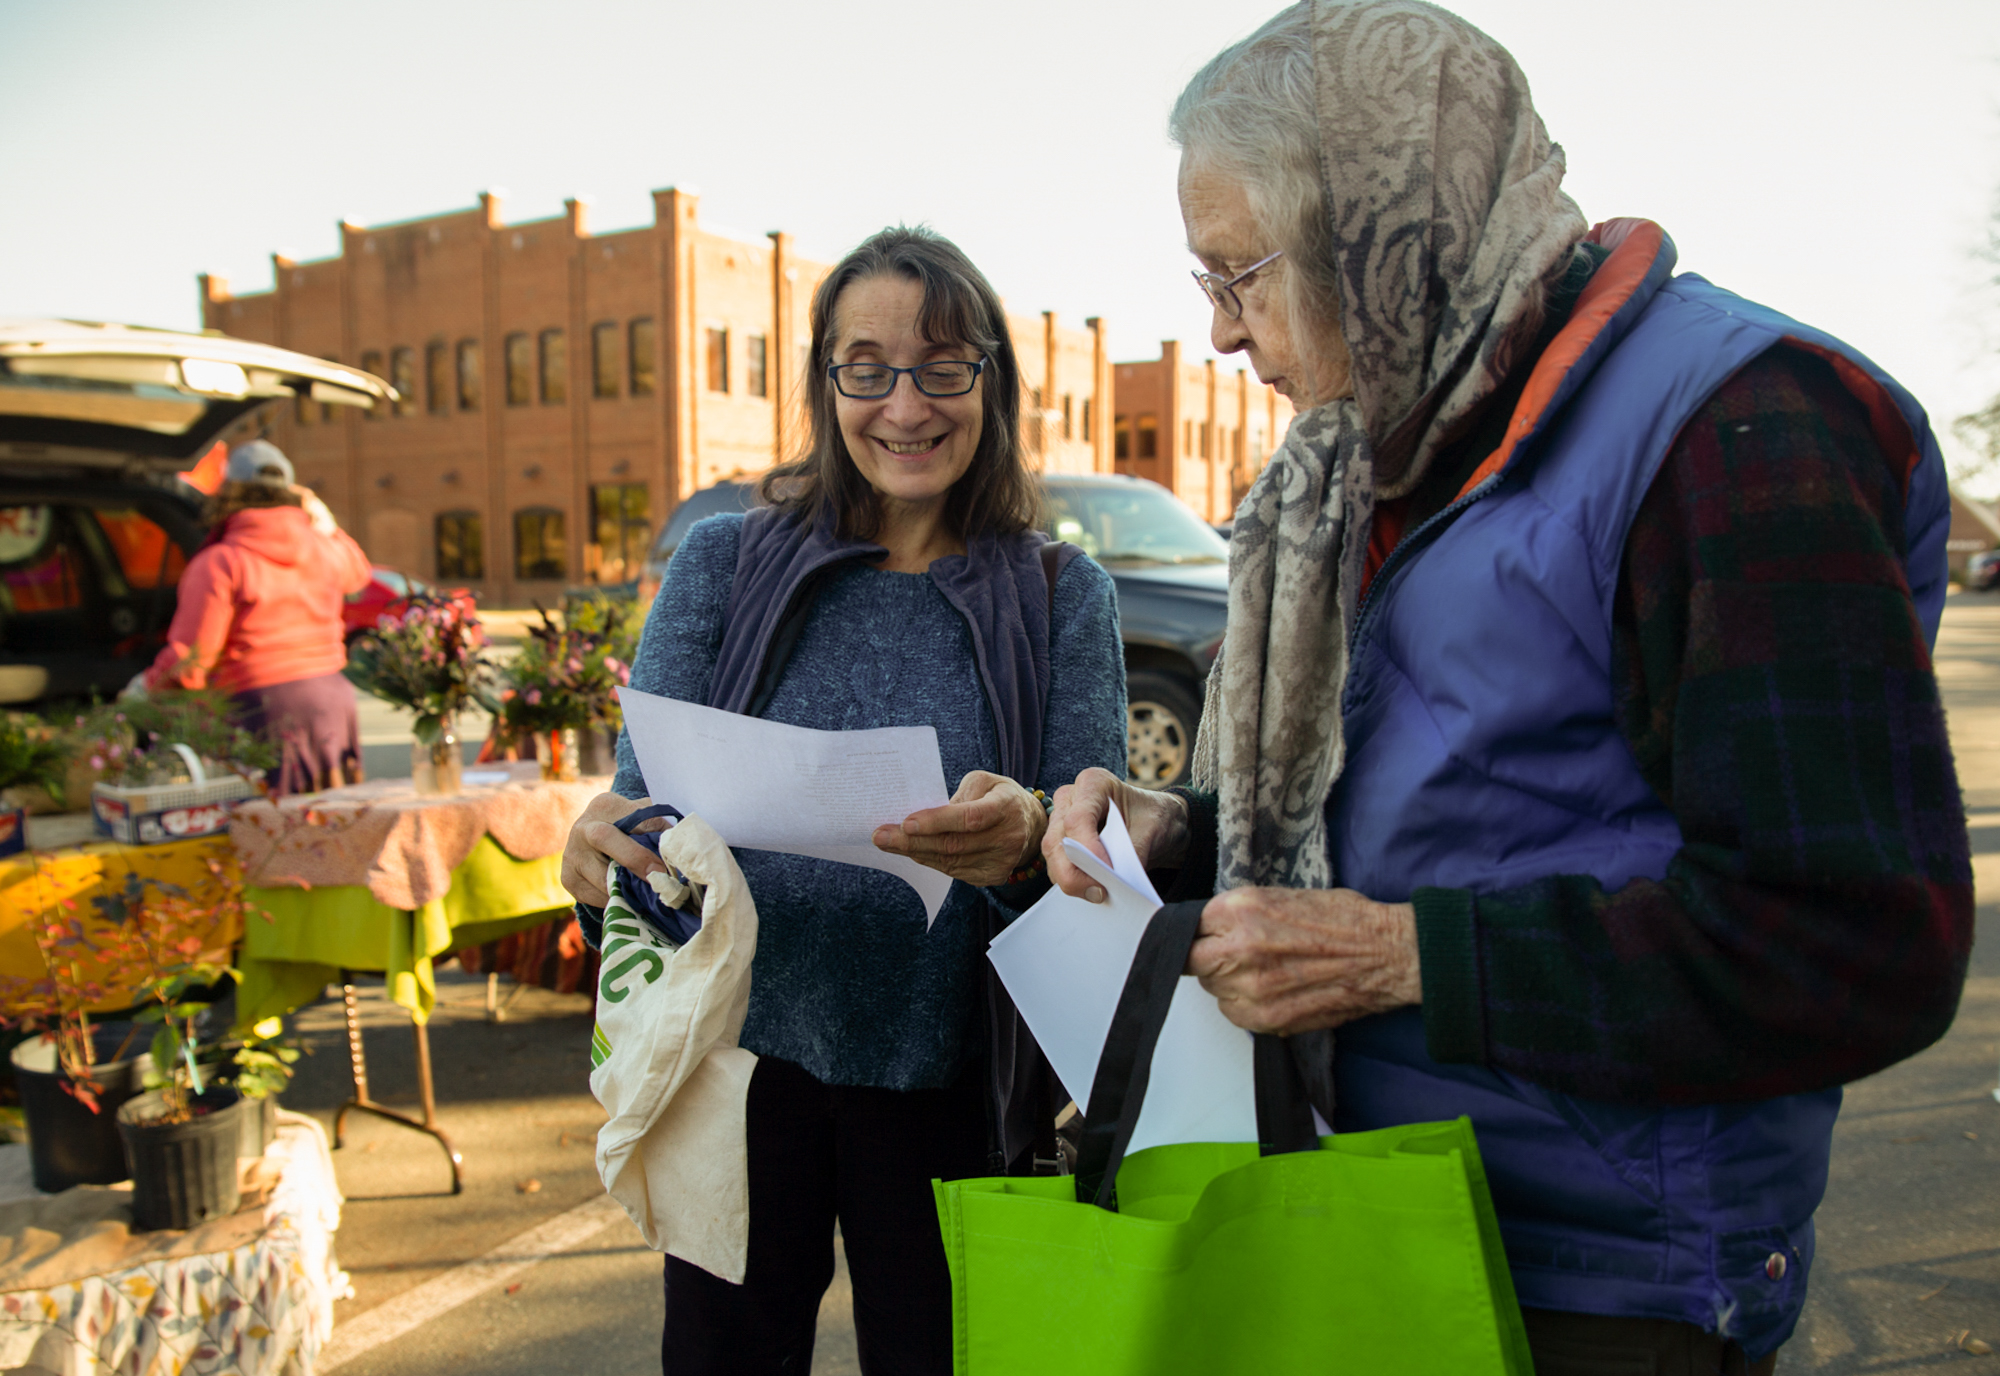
[116,1088,245,1231]
[236,1092,276,1160]
[10,1025,154,1193]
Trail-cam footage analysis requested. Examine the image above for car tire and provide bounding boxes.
[1126,669,1201,790]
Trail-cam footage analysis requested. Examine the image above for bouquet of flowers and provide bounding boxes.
[493,597,637,740]
[345,592,493,746]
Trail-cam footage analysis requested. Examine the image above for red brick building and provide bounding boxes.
[1111,343,1293,523]
[203,189,1114,605]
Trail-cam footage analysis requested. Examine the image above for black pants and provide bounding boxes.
[1524,1308,1781,1376]
[661,1055,989,1376]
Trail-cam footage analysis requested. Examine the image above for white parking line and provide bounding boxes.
[319,1193,631,1370]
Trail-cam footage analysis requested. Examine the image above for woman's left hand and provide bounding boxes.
[873,770,1046,887]
[1189,888,1423,1034]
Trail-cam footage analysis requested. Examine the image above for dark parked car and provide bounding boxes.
[0,319,393,704]
[1041,475,1228,789]
[642,473,1226,788]
[636,480,756,602]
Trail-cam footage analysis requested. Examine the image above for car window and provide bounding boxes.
[377,570,409,596]
[91,509,187,589]
[0,506,87,613]
[1041,482,1228,566]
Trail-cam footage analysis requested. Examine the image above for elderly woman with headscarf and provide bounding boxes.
[1047,3,1971,1371]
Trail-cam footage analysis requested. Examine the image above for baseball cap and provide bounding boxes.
[224,440,295,488]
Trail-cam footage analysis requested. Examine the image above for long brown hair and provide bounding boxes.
[204,480,301,534]
[759,226,1039,541]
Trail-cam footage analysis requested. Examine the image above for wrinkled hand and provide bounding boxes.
[560,792,668,909]
[1189,887,1420,1034]
[1042,768,1191,902]
[873,771,1045,887]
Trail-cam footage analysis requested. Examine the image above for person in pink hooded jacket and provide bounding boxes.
[143,440,373,794]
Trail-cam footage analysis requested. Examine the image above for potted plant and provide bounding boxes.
[72,693,275,844]
[1,857,160,1192]
[0,713,68,855]
[105,854,291,1229]
[346,592,493,794]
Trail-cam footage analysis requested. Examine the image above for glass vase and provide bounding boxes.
[412,722,462,797]
[540,728,581,783]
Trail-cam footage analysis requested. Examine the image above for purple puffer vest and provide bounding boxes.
[1327,221,1949,1357]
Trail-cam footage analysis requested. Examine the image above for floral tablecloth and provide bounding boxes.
[0,836,241,1018]
[0,1111,346,1375]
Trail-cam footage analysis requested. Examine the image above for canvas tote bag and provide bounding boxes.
[591,809,759,1283]
[933,899,1532,1375]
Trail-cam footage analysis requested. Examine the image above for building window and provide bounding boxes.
[425,341,450,415]
[592,322,620,399]
[359,350,384,419]
[539,329,567,404]
[456,339,481,410]
[1114,415,1130,461]
[294,389,314,427]
[745,335,767,398]
[1062,394,1073,440]
[590,484,650,585]
[514,507,566,580]
[435,510,484,580]
[1183,419,1193,455]
[1082,398,1093,444]
[629,318,656,397]
[706,328,729,393]
[1136,414,1158,459]
[390,348,416,417]
[504,334,531,406]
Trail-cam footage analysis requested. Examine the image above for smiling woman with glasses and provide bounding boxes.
[560,224,1127,1372]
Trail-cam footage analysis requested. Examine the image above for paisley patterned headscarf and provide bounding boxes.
[1189,0,1586,896]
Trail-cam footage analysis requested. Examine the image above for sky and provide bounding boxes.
[3,0,1998,484]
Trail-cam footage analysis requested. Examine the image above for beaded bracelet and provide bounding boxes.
[1004,789,1056,885]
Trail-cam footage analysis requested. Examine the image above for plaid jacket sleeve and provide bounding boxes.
[1414,346,1974,1105]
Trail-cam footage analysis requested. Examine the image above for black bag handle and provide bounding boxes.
[1074,900,1319,1212]
[615,803,684,835]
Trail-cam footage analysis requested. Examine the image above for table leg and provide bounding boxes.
[331,977,464,1195]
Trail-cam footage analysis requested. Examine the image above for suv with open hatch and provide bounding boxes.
[0,319,394,704]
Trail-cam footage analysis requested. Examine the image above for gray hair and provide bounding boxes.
[1169,2,1344,348]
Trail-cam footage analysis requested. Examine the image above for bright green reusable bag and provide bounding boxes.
[934,901,1532,1376]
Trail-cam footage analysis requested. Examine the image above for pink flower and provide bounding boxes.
[526,689,542,706]
[566,657,584,674]
[89,754,104,770]
[603,657,622,675]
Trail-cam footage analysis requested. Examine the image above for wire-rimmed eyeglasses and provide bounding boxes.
[827,358,988,400]
[1191,250,1285,320]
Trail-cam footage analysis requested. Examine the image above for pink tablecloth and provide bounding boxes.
[228,770,608,912]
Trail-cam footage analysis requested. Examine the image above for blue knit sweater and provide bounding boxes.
[612,513,1126,1091]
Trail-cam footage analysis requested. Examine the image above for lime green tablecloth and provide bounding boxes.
[238,834,572,1029]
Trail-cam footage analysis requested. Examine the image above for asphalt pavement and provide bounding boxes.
[292,596,2000,1374]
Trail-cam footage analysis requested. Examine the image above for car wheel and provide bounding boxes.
[1126,670,1201,790]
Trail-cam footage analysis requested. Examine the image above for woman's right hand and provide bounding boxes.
[1043,768,1192,902]
[560,792,668,908]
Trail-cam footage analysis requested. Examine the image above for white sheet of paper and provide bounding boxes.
[987,804,1257,1155]
[617,687,955,925]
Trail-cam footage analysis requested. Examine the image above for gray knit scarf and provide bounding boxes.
[1190,0,1586,900]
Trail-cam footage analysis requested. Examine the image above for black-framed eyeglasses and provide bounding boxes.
[827,358,988,400]
[1191,249,1285,320]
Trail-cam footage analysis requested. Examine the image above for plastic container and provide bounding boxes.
[90,746,256,846]
[117,1087,245,1230]
[10,1026,153,1192]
